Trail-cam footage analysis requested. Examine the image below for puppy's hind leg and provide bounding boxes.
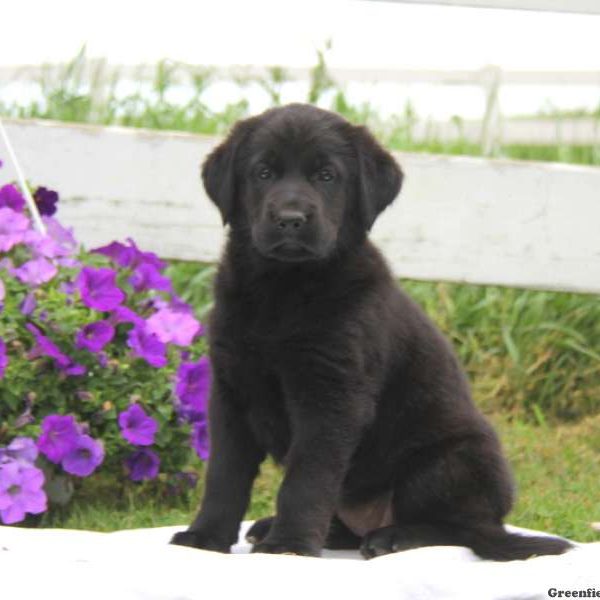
[360,522,464,559]
[361,436,572,561]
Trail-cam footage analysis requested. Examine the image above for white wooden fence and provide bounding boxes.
[2,61,599,153]
[1,118,599,294]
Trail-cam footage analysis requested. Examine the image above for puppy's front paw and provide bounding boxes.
[170,530,230,553]
[252,538,320,557]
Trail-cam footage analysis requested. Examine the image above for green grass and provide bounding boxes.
[494,413,600,543]
[402,280,600,422]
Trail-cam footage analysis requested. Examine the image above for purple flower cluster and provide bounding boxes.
[37,415,104,477]
[0,164,210,524]
[88,240,203,367]
[118,404,161,481]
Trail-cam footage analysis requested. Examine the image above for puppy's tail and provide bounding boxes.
[464,525,572,561]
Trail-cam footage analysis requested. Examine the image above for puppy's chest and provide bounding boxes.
[212,297,319,460]
[225,290,324,354]
[220,343,292,461]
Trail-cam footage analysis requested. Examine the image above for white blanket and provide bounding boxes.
[1,522,598,600]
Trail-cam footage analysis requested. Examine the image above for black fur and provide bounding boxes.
[171,104,572,560]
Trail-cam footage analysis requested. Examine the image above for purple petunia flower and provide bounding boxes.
[175,357,211,419]
[26,323,68,363]
[129,262,172,293]
[37,414,80,464]
[110,305,145,328]
[118,404,158,446]
[0,437,38,464]
[12,257,58,286]
[191,420,210,461]
[0,337,7,379]
[19,292,37,315]
[91,240,138,268]
[0,184,26,213]
[127,325,167,368]
[61,435,104,477]
[146,308,202,347]
[0,460,47,524]
[125,238,166,271]
[0,207,30,252]
[26,217,77,259]
[26,323,86,376]
[92,238,166,271]
[75,320,115,353]
[124,449,160,481]
[33,187,59,216]
[77,267,125,312]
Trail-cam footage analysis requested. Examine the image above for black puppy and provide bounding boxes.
[171,104,571,560]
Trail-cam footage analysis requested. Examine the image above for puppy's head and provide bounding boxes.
[202,104,402,263]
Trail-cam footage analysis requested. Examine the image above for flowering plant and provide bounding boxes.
[0,160,210,525]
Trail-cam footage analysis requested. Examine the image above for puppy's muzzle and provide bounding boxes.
[274,209,308,231]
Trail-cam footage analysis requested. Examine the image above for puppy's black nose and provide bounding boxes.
[275,210,307,230]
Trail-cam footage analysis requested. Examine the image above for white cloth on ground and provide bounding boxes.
[0,521,598,600]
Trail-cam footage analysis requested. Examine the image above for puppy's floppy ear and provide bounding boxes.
[352,125,403,230]
[202,118,256,225]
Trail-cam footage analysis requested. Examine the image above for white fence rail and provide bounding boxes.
[1,118,599,294]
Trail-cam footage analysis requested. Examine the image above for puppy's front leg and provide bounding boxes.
[253,378,371,557]
[171,378,265,552]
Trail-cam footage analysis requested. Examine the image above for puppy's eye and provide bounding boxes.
[257,167,273,180]
[316,168,335,182]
